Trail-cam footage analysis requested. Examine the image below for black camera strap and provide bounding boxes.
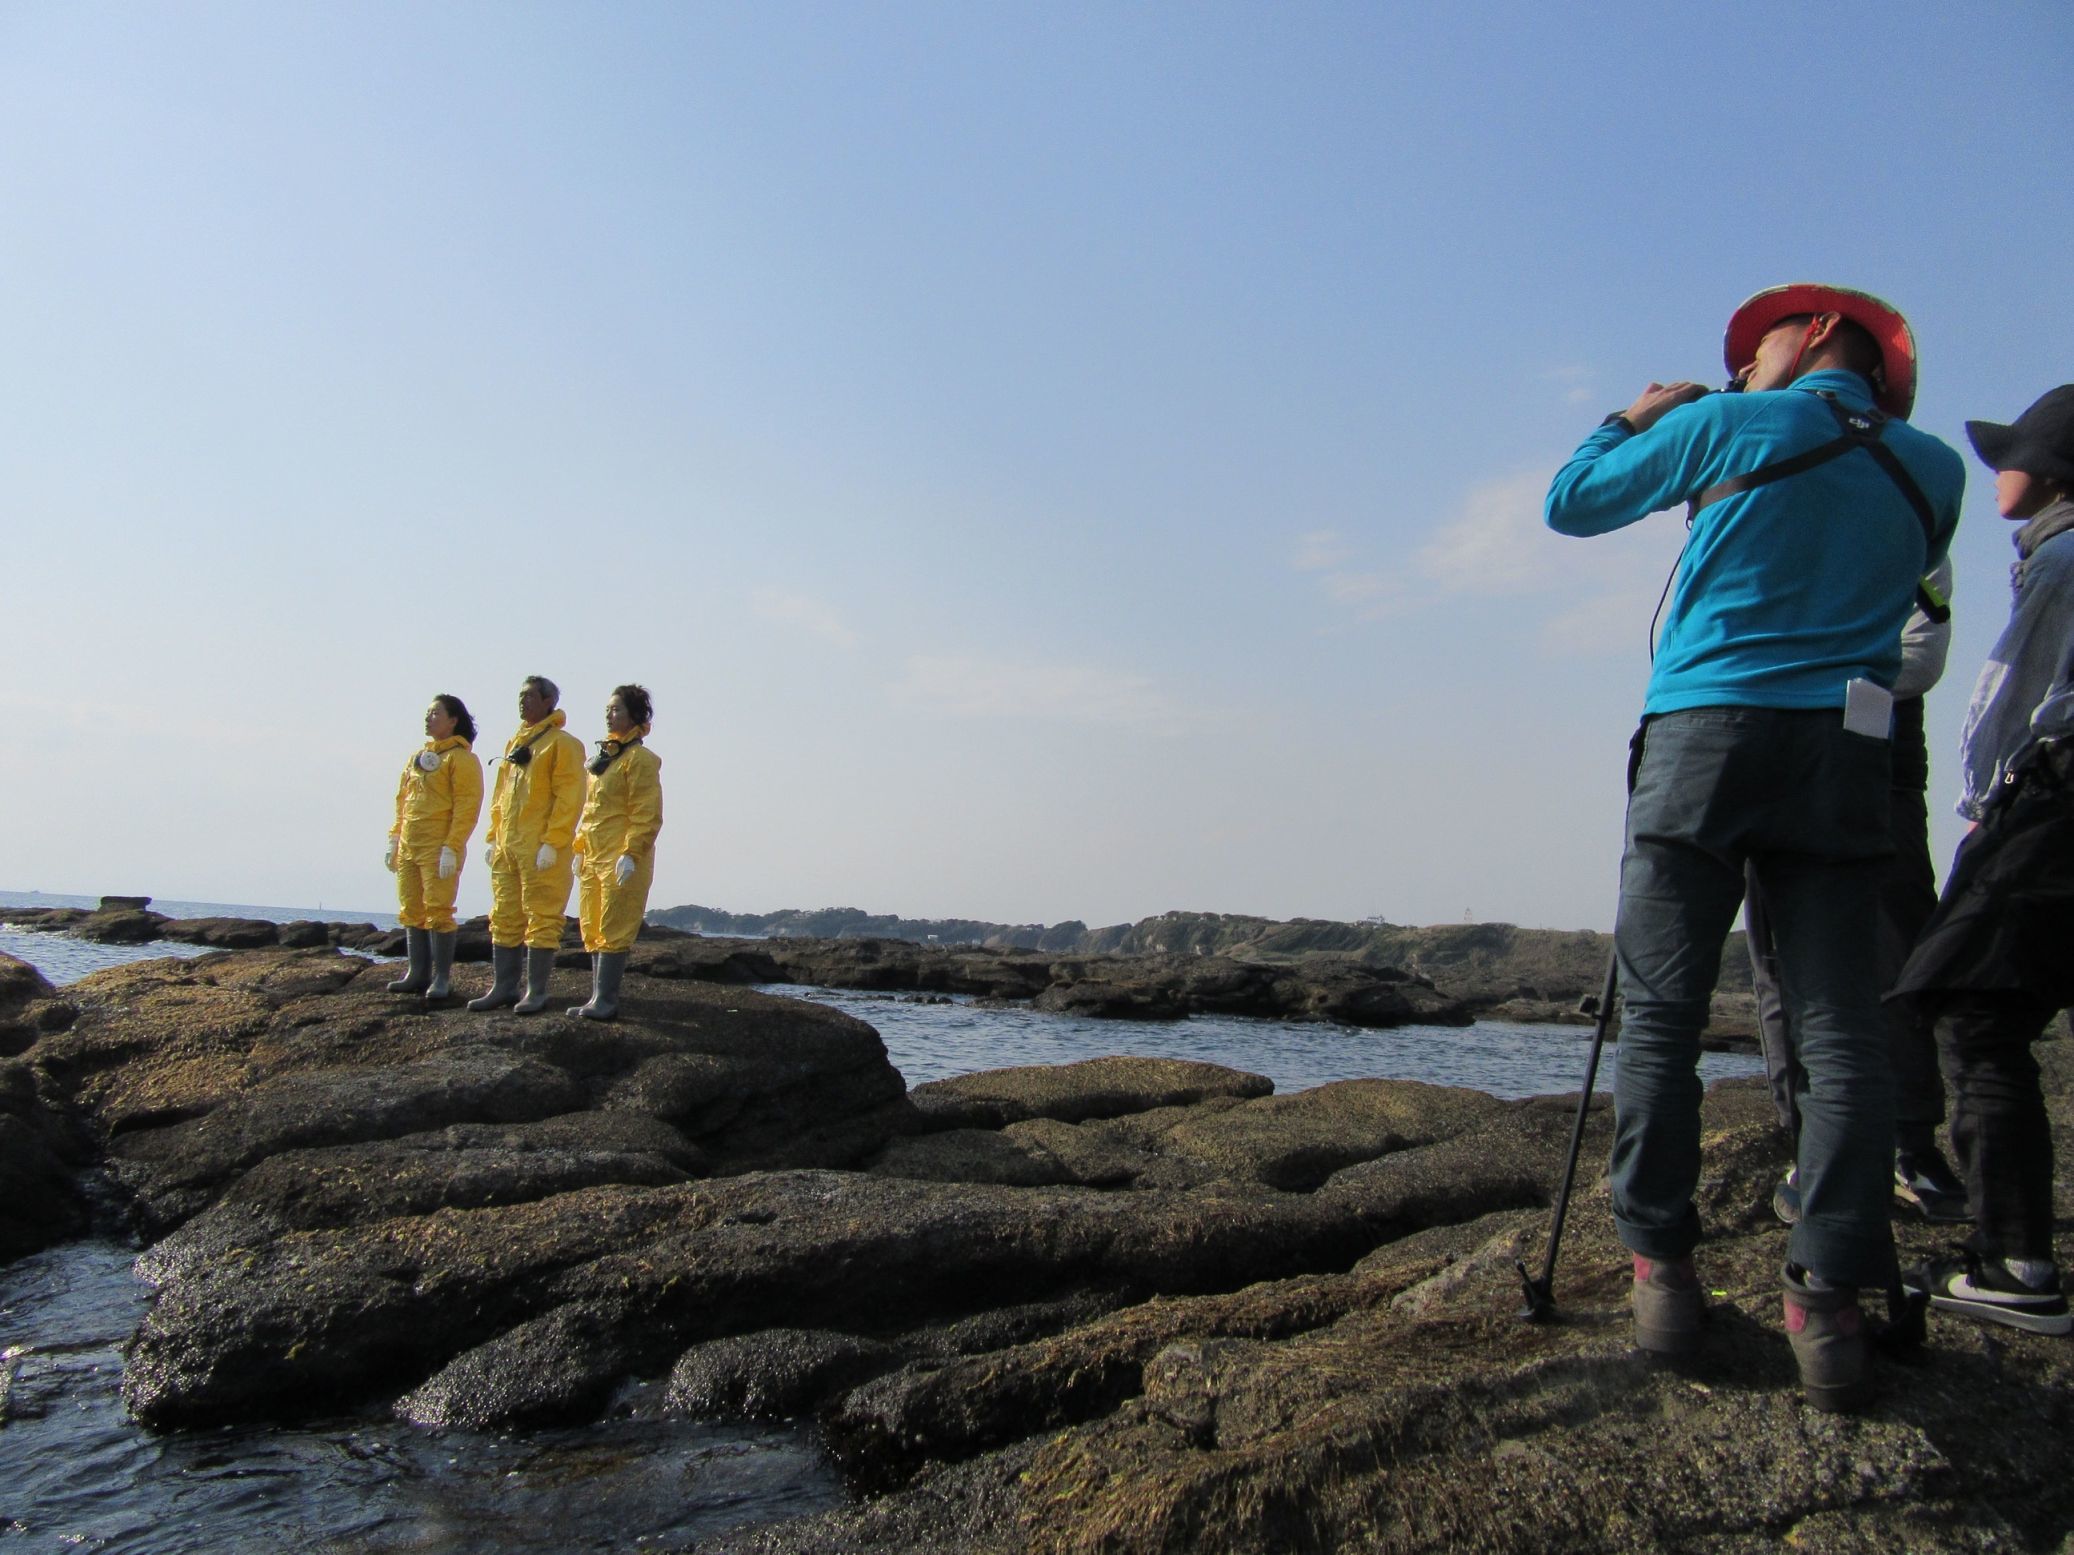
[1687,391,1938,546]
[1652,393,1948,656]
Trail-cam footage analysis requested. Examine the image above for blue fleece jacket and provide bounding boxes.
[1546,370,1964,715]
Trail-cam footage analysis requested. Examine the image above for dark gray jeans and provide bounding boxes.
[1745,696,1945,1154]
[1611,707,1897,1289]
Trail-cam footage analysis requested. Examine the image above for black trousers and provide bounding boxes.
[1894,738,2074,1262]
[1923,992,2062,1258]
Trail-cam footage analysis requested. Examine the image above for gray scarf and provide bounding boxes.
[2016,496,2074,560]
[2011,497,2074,598]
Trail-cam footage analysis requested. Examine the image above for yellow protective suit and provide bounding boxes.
[573,728,662,953]
[389,735,484,933]
[484,711,587,950]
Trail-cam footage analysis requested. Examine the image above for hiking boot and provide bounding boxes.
[1894,1148,1970,1224]
[1773,1167,1801,1226]
[1783,1264,1870,1413]
[1632,1256,1703,1357]
[1903,1251,2072,1336]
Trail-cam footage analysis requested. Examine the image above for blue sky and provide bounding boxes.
[3,2,2068,929]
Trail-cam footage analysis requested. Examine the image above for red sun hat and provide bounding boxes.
[1723,283,1918,420]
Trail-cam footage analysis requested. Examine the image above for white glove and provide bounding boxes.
[384,841,398,872]
[536,843,557,870]
[438,846,459,880]
[615,854,636,885]
[485,844,498,869]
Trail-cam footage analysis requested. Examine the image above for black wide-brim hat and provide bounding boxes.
[1966,384,2074,484]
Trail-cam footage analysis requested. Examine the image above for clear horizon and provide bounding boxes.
[6,3,2068,933]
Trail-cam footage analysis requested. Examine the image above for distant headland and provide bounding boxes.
[649,902,1760,1033]
[2,896,1762,1038]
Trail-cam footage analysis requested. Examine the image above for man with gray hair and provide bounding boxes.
[468,676,587,1014]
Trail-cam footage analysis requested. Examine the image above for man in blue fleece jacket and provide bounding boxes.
[1545,284,1963,1410]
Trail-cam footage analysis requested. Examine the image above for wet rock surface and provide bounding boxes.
[906,1056,1276,1129]
[684,1053,2074,1555]
[0,956,90,1258]
[3,939,2070,1551]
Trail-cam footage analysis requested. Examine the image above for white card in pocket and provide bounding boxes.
[1843,678,1894,739]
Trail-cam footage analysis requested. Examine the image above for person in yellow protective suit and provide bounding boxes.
[385,694,485,1000]
[467,676,587,1015]
[568,684,662,1020]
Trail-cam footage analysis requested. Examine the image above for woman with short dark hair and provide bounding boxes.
[569,684,662,1019]
[385,693,484,1000]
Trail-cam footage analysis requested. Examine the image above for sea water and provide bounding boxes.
[0,894,1763,1551]
[2,889,1761,1099]
[0,1240,844,1553]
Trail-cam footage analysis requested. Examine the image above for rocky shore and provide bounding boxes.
[650,904,1763,1025]
[0,898,1762,1041]
[2,943,2070,1551]
[0,897,400,952]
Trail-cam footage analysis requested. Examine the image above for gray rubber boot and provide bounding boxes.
[571,952,627,1020]
[466,944,523,1011]
[424,931,460,1002]
[387,928,431,994]
[566,954,597,1017]
[512,947,558,1015]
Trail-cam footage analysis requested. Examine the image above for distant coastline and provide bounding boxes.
[3,891,1761,1036]
[0,889,399,930]
[652,900,1758,1005]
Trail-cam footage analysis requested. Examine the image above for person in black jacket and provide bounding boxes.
[1896,385,2074,1337]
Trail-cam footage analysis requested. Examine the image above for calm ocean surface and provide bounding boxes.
[0,889,1763,1551]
